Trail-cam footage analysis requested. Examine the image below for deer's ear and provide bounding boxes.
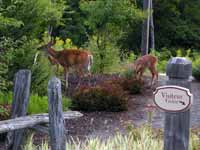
[48,38,56,47]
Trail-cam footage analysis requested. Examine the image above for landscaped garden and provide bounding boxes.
[0,0,200,149]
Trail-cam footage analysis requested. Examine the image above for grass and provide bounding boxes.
[22,124,200,150]
[0,92,71,115]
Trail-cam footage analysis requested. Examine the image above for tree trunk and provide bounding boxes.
[150,0,155,50]
[141,0,151,55]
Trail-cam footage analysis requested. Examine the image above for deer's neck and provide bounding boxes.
[47,47,59,58]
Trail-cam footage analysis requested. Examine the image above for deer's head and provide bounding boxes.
[38,41,54,51]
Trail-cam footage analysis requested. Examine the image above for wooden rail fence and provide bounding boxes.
[0,70,83,150]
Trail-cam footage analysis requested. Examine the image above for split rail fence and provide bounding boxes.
[0,69,83,150]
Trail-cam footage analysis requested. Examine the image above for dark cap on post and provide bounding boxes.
[166,57,192,79]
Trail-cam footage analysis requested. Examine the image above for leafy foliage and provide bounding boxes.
[0,92,71,115]
[72,82,128,112]
[54,0,88,47]
[153,0,200,50]
[87,37,121,73]
[0,0,64,40]
[0,39,53,95]
[192,54,200,81]
[81,0,144,73]
[28,94,71,114]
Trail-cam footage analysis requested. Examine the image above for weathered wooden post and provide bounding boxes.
[164,57,192,150]
[154,57,193,150]
[6,70,31,150]
[154,57,192,150]
[48,77,66,150]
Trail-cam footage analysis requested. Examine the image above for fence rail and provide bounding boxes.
[0,111,83,134]
[0,69,83,150]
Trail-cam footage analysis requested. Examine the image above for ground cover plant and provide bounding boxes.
[22,124,200,150]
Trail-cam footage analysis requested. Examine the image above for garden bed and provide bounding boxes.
[0,74,200,149]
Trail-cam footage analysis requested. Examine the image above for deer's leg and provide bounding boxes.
[64,67,69,90]
[56,64,59,73]
[137,67,144,81]
[75,65,84,89]
[149,66,158,86]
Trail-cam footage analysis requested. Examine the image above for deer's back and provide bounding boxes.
[58,49,89,66]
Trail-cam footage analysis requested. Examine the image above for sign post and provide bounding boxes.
[154,57,192,150]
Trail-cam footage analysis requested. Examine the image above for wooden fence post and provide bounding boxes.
[164,57,192,150]
[48,77,66,150]
[6,70,31,150]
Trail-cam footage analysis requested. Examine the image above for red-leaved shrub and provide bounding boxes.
[72,82,128,112]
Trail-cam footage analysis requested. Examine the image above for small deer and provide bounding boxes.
[134,54,158,86]
[39,41,93,89]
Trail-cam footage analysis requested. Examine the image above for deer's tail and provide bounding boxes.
[88,54,93,72]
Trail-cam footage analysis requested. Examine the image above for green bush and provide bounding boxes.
[193,67,200,81]
[192,54,200,81]
[28,94,71,114]
[121,66,136,80]
[120,67,143,94]
[0,92,71,115]
[87,37,121,73]
[72,82,128,112]
[0,38,53,95]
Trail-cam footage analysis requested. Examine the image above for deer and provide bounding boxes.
[39,41,93,90]
[133,54,158,86]
[47,55,60,72]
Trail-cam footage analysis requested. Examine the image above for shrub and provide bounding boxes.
[192,54,200,81]
[0,104,11,121]
[72,82,128,112]
[0,92,71,115]
[28,94,71,114]
[121,78,143,94]
[0,92,12,121]
[193,66,200,81]
[121,66,136,80]
[0,38,53,95]
[86,37,121,73]
[102,76,143,95]
[120,68,143,94]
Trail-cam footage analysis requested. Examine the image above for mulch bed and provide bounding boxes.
[2,74,199,148]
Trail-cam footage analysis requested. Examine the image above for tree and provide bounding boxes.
[0,0,65,94]
[153,0,200,49]
[118,0,200,52]
[53,0,88,47]
[80,0,143,72]
[150,0,155,50]
[0,0,64,40]
[141,0,151,55]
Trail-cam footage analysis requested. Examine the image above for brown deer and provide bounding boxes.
[134,54,158,86]
[47,55,60,72]
[39,41,93,89]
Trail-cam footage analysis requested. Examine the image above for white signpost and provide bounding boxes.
[153,85,193,112]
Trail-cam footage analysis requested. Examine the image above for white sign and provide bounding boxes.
[153,85,193,112]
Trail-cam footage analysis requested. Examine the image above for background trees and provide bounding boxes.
[0,0,64,93]
[0,0,200,92]
[80,0,144,73]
